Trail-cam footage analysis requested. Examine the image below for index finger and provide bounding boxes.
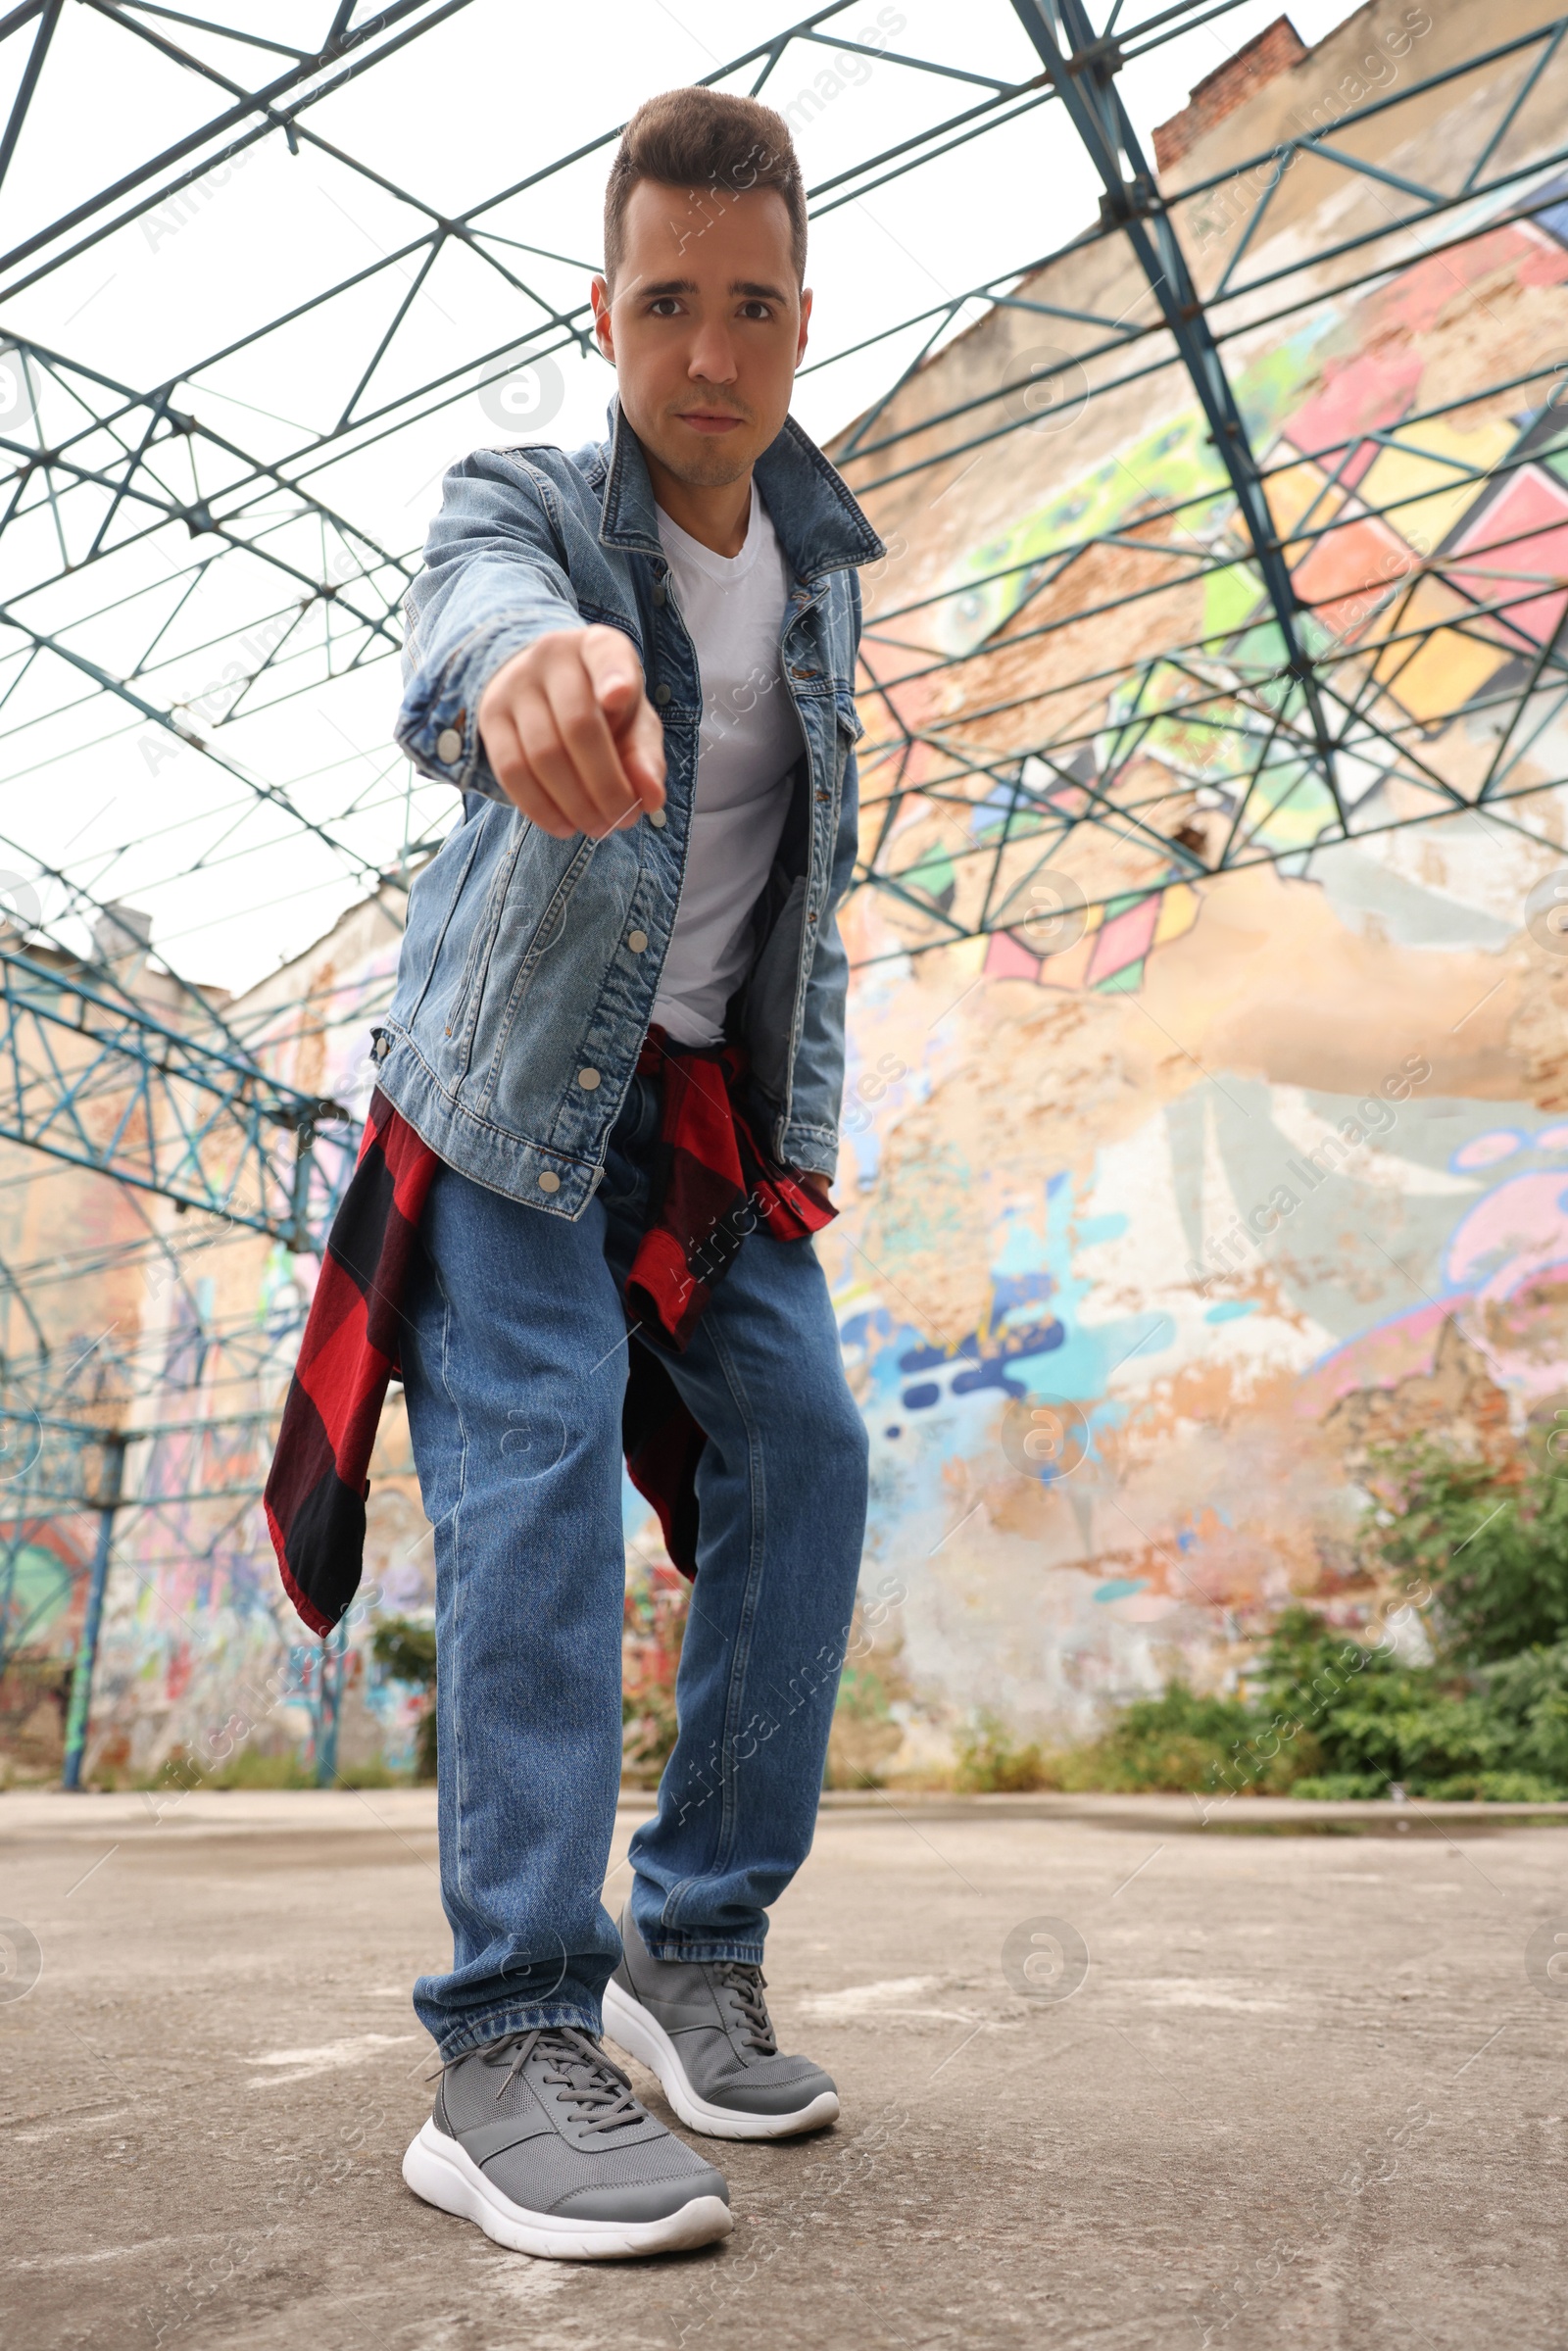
[579,627,664,812]
[578,623,645,718]
[538,663,643,834]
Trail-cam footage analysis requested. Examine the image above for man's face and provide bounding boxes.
[591,178,809,488]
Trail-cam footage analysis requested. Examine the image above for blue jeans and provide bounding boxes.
[401,1074,869,2057]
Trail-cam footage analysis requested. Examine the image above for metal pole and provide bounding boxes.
[315,1617,346,1788]
[289,1116,317,1253]
[61,1432,126,1791]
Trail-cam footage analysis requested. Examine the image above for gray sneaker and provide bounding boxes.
[402,2025,732,2259]
[603,1902,840,2141]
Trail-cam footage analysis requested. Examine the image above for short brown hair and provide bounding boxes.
[604,87,807,286]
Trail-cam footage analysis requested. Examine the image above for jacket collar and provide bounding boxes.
[596,393,884,582]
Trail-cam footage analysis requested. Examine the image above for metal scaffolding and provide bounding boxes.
[2,0,1565,1720]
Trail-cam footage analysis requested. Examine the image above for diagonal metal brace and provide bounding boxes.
[1008,0,1345,828]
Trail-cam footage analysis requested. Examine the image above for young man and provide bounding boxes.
[380,89,881,2259]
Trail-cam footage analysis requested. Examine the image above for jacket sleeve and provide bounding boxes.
[393,448,586,806]
[780,565,864,1181]
[780,734,858,1181]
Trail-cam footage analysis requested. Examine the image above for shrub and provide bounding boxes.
[206,1748,315,1790]
[1251,1600,1560,1794]
[1473,1641,1568,1785]
[954,1710,1054,1793]
[824,1653,906,1789]
[1367,1439,1568,1664]
[1062,1683,1295,1796]
[621,1566,687,1788]
[372,1616,438,1783]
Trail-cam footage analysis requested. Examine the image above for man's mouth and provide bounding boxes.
[675,409,746,435]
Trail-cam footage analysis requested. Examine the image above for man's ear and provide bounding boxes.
[590,274,615,365]
[797,285,812,366]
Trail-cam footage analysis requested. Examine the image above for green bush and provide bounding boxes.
[1368,1440,1568,1663]
[954,1711,1053,1793]
[206,1748,315,1790]
[1255,1605,1495,1782]
[1063,1682,1306,1796]
[372,1616,438,1784]
[824,1654,906,1789]
[1472,1641,1568,1784]
[1416,1771,1563,1801]
[952,1685,1309,1797]
[1021,1437,1568,1801]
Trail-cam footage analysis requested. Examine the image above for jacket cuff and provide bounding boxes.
[784,1122,839,1182]
[395,612,568,803]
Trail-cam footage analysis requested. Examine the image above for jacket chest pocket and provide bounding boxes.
[443,822,530,1060]
[830,689,863,803]
[446,829,595,1086]
[473,837,599,1106]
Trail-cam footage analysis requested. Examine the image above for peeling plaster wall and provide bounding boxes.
[822,0,1568,1766]
[10,0,1568,1784]
[0,894,434,1783]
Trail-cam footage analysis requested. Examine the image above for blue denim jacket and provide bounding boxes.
[376,395,882,1217]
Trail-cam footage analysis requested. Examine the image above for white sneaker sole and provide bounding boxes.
[603,1977,841,2142]
[401,2117,732,2260]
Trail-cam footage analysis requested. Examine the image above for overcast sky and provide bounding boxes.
[0,0,1362,999]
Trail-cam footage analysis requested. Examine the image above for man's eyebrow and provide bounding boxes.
[632,276,790,303]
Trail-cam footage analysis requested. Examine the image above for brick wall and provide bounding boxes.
[1152,14,1307,172]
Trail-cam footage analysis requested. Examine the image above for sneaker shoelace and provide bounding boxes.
[714,1961,777,2055]
[471,2027,649,2133]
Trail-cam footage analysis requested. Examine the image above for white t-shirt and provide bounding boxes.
[649,483,801,1048]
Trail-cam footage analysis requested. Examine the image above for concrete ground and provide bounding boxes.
[4,1788,1568,2350]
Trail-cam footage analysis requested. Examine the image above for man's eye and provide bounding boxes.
[740,301,772,319]
[649,298,682,317]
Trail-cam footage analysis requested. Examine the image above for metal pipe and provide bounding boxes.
[314,1618,347,1788]
[60,1431,126,1791]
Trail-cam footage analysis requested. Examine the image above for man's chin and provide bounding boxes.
[648,424,760,489]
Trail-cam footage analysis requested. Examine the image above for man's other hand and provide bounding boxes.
[798,1171,833,1208]
[476,624,667,839]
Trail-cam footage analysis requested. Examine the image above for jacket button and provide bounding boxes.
[647,808,666,829]
[577,1067,601,1090]
[652,583,666,608]
[627,930,648,953]
[652,682,671,706]
[435,726,463,763]
[537,1170,561,1193]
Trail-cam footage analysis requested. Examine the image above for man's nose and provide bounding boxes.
[686,325,738,384]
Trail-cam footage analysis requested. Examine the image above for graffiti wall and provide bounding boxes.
[0,892,441,1785]
[822,0,1568,1767]
[8,0,1568,1786]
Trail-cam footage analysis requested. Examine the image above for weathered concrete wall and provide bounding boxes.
[9,0,1568,1787]
[820,0,1568,1770]
[0,896,433,1784]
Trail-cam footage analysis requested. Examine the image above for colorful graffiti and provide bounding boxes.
[1302,1120,1568,1410]
[821,97,1568,1754]
[915,167,1568,1006]
[9,27,1568,1785]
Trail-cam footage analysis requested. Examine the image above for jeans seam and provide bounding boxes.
[434,1262,472,1912]
[703,1302,769,1890]
[641,1938,763,1966]
[436,1998,603,2061]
